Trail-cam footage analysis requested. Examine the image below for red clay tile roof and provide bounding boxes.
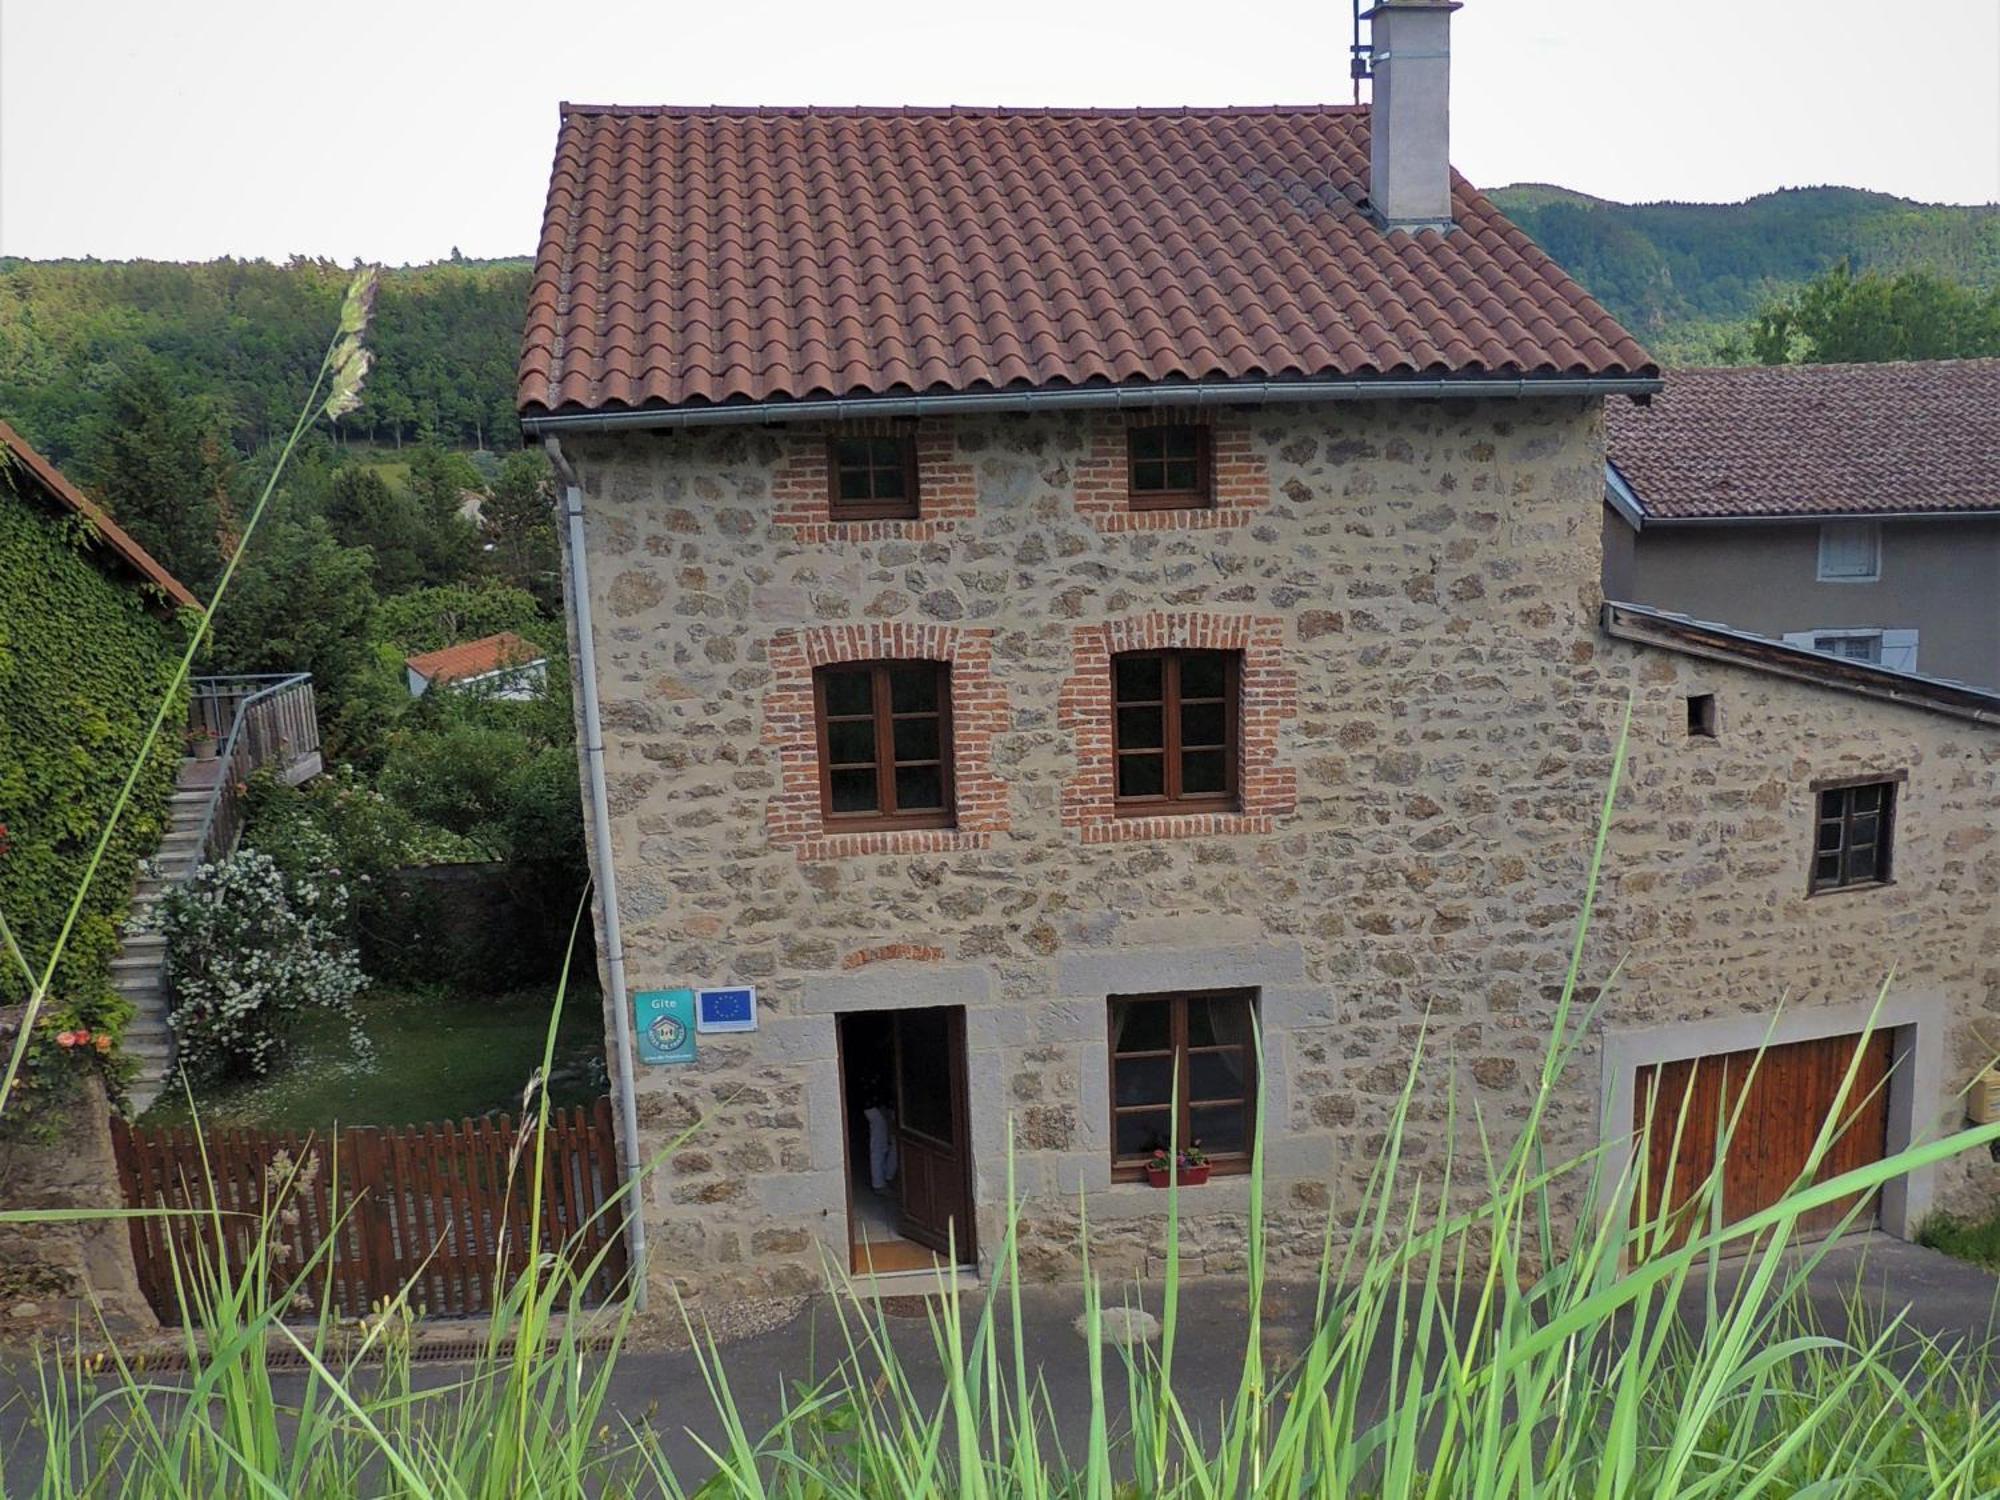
[1607,360,2000,521]
[0,418,200,610]
[519,105,1655,418]
[405,631,545,685]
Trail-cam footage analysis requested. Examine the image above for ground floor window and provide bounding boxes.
[1107,989,1257,1180]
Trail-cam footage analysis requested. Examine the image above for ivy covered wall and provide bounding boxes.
[0,469,187,1059]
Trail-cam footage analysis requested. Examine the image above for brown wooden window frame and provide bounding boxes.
[812,660,955,831]
[1126,424,1214,511]
[1111,649,1240,813]
[1807,773,1901,894]
[828,434,921,520]
[1107,989,1259,1182]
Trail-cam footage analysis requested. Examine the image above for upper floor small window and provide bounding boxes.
[1127,425,1212,510]
[829,435,919,520]
[1817,522,1880,582]
[1112,649,1238,809]
[1811,777,1897,893]
[814,661,953,828]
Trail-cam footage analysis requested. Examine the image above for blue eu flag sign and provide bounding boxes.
[697,987,757,1033]
[634,988,697,1065]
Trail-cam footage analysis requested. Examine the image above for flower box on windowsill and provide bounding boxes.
[1146,1164,1211,1189]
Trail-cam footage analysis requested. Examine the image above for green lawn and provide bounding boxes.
[1918,1209,2000,1271]
[141,981,607,1130]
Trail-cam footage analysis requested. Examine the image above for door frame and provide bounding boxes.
[1599,990,1945,1243]
[834,1005,978,1268]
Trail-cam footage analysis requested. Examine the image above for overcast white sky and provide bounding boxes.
[2,0,1996,264]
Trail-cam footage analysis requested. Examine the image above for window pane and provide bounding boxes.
[1164,459,1198,492]
[870,462,907,500]
[1132,461,1167,493]
[1115,1055,1175,1107]
[1161,427,1199,461]
[1186,994,1251,1048]
[826,718,877,765]
[889,665,940,713]
[895,765,944,811]
[1113,998,1171,1053]
[822,670,873,717]
[1849,812,1879,846]
[1817,819,1844,852]
[829,768,878,814]
[1129,428,1166,463]
[1190,1049,1249,1103]
[1181,750,1228,794]
[1116,1109,1172,1160]
[1117,704,1164,750]
[1117,753,1165,798]
[1188,1103,1246,1156]
[1180,701,1226,747]
[1851,784,1883,813]
[893,716,939,762]
[1815,851,1841,883]
[836,465,876,502]
[1115,655,1162,702]
[1179,653,1228,699]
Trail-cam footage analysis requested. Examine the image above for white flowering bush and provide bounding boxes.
[157,840,370,1080]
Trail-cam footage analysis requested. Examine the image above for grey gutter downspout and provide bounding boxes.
[544,435,649,1312]
[520,373,1665,436]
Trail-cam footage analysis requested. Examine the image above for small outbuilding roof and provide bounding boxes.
[1606,360,2000,522]
[519,104,1655,419]
[405,631,545,685]
[0,418,200,610]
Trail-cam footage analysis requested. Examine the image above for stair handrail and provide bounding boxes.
[185,673,318,865]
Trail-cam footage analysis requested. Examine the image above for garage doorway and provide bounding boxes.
[836,1007,977,1275]
[1632,1029,1894,1248]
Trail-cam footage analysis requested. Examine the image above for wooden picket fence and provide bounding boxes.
[109,1098,629,1324]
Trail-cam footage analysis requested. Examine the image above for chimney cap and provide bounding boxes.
[1361,0,1461,16]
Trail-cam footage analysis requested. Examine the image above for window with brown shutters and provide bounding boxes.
[813,661,953,829]
[1126,425,1213,510]
[1111,649,1239,810]
[828,435,920,520]
[1108,990,1257,1179]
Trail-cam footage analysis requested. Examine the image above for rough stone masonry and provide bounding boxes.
[561,396,2000,1307]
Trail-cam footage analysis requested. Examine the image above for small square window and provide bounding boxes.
[1686,694,1718,738]
[1126,425,1213,510]
[1817,522,1881,582]
[1809,778,1898,893]
[828,435,920,519]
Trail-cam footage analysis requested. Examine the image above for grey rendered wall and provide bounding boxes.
[1624,518,2000,688]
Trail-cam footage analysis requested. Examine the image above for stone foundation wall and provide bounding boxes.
[565,400,2000,1308]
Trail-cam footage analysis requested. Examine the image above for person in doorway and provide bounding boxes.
[860,1069,898,1191]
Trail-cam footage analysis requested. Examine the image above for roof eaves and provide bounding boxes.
[1601,600,2000,728]
[1603,462,1646,530]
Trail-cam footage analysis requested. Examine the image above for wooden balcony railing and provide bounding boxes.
[186,674,322,863]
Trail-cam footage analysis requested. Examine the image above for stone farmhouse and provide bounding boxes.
[519,1,2000,1303]
[1604,359,2000,691]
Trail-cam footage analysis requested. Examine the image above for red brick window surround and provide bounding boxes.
[766,624,1009,859]
[1059,613,1296,843]
[1074,413,1269,533]
[771,419,974,541]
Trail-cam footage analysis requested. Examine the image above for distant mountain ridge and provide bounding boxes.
[1487,184,2000,359]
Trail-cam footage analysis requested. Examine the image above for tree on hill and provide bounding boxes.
[1744,263,2000,364]
[74,360,234,594]
[483,451,562,611]
[324,467,433,594]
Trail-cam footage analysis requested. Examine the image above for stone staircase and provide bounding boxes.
[117,761,220,1114]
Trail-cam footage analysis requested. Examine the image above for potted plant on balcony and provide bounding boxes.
[189,724,220,761]
[1145,1141,1211,1188]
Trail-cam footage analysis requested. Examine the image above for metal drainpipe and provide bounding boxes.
[544,435,649,1311]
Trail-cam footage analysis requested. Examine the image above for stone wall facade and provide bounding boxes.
[563,400,2000,1308]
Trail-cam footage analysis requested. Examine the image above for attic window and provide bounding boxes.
[1686,694,1718,738]
[1127,425,1213,511]
[1817,522,1880,582]
[829,435,919,520]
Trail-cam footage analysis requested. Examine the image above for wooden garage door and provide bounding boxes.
[1632,1030,1893,1247]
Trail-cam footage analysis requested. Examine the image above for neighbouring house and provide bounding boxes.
[1603,360,2000,689]
[521,2,2000,1308]
[404,630,549,700]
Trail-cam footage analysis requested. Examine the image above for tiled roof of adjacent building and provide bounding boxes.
[519,104,1656,419]
[0,418,200,611]
[405,631,545,684]
[1607,360,2000,521]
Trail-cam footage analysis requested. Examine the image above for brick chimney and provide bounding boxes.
[1365,0,1461,230]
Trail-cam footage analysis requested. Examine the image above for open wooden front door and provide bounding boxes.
[892,1006,976,1262]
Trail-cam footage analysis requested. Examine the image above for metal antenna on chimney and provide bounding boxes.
[1351,0,1374,104]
